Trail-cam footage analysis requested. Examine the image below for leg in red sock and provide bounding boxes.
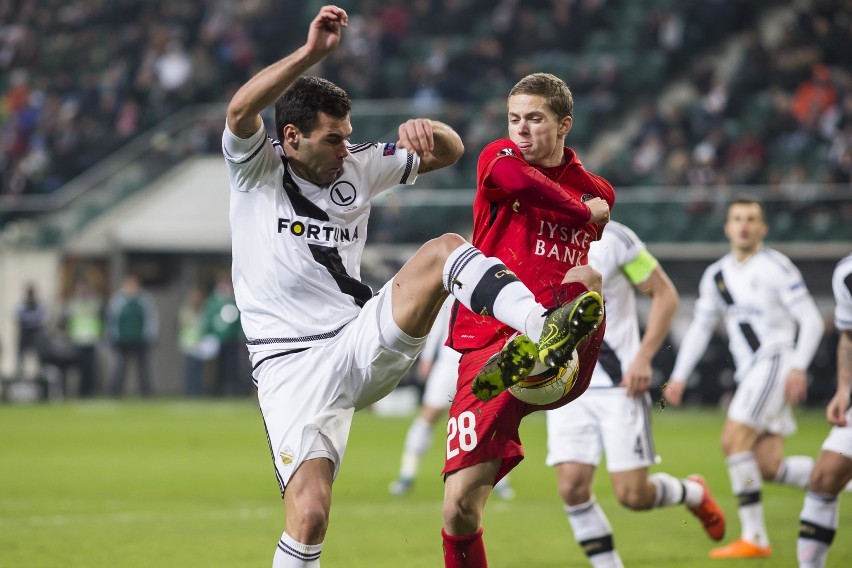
[442,527,487,568]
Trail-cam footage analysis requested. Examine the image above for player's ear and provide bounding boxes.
[557,116,573,137]
[283,124,301,148]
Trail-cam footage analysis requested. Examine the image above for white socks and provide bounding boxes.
[273,532,322,567]
[727,451,768,546]
[649,473,703,508]
[775,455,814,489]
[442,244,545,341]
[566,498,624,568]
[399,416,433,479]
[798,491,838,568]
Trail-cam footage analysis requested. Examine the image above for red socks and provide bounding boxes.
[442,527,487,568]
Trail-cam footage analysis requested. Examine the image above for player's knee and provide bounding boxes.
[442,496,482,534]
[289,503,330,541]
[557,477,591,506]
[416,233,467,277]
[614,484,654,511]
[719,432,740,457]
[562,265,602,294]
[807,464,846,494]
[431,233,467,258]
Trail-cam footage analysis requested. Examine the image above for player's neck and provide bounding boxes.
[731,244,761,263]
[537,151,566,169]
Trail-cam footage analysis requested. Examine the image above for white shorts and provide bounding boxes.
[253,282,424,493]
[728,351,796,436]
[545,388,657,472]
[822,407,852,456]
[421,346,460,410]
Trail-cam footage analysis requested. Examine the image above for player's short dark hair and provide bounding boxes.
[727,195,766,221]
[509,73,573,119]
[274,76,351,138]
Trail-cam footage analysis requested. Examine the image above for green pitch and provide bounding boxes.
[1,400,849,567]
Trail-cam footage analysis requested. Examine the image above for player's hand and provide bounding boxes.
[662,380,685,406]
[784,368,808,405]
[622,356,652,397]
[826,388,851,426]
[305,5,348,59]
[586,198,610,225]
[397,119,434,159]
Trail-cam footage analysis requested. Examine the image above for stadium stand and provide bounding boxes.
[4,0,846,196]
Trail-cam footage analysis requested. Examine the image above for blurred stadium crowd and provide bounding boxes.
[1,0,851,204]
[0,0,848,403]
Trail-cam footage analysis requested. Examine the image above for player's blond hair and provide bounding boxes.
[509,73,573,119]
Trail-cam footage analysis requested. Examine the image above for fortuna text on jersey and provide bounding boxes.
[278,218,361,244]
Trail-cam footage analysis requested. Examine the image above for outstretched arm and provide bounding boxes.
[785,296,824,404]
[623,264,679,397]
[226,6,349,138]
[397,119,464,174]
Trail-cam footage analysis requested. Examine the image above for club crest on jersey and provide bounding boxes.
[498,148,515,156]
[581,193,595,202]
[329,181,357,207]
[278,218,360,243]
[280,447,294,465]
[382,142,396,156]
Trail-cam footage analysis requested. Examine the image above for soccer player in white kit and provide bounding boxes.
[664,197,825,560]
[797,253,852,568]
[389,297,515,499]
[546,221,725,567]
[223,7,590,567]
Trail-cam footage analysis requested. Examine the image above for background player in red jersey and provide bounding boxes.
[441,73,615,568]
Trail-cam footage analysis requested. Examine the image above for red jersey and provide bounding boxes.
[449,138,615,351]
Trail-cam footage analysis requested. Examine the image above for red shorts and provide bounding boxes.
[442,315,605,482]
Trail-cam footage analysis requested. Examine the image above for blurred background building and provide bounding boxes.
[0,0,849,400]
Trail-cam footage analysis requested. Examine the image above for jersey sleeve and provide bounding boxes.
[222,119,280,193]
[607,223,657,285]
[363,142,421,198]
[769,254,824,369]
[476,139,592,224]
[775,255,814,309]
[833,257,852,331]
[670,267,724,382]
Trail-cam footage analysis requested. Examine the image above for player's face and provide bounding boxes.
[724,203,767,254]
[290,111,352,186]
[507,94,571,167]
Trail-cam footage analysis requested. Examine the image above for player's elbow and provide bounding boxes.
[226,98,258,138]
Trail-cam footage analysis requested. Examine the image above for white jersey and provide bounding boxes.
[586,221,657,388]
[833,254,852,332]
[672,247,823,382]
[421,297,461,409]
[817,254,852,455]
[223,120,419,354]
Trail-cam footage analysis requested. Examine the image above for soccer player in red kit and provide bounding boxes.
[441,73,615,568]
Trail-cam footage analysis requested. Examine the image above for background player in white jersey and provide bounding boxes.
[389,297,514,499]
[223,7,590,567]
[664,197,825,560]
[797,253,852,568]
[546,221,725,567]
